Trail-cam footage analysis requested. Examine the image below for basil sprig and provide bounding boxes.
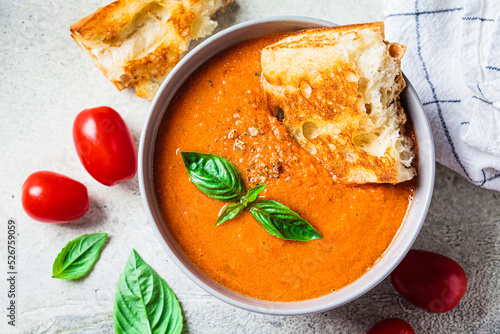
[113,249,183,334]
[215,184,265,225]
[181,151,322,242]
[52,233,107,280]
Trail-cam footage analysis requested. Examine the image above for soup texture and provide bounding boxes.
[154,33,415,302]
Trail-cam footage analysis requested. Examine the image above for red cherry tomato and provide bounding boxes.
[391,249,467,313]
[21,171,89,223]
[367,318,415,334]
[73,106,137,186]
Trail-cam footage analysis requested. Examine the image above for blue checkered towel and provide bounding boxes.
[384,0,500,191]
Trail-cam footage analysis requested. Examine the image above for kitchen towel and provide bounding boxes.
[384,0,500,191]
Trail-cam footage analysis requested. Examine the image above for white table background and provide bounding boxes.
[1,0,499,333]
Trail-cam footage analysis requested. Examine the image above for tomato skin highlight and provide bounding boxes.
[21,171,89,223]
[367,318,415,334]
[391,249,467,313]
[73,106,137,186]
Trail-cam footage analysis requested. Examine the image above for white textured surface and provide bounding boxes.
[0,0,498,333]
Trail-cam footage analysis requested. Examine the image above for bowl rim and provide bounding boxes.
[138,16,435,316]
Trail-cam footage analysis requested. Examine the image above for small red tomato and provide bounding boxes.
[73,106,137,186]
[391,249,467,313]
[22,171,89,223]
[367,318,415,334]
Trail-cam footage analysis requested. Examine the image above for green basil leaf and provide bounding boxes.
[113,249,183,334]
[241,184,266,207]
[216,203,245,226]
[180,151,246,202]
[52,233,107,280]
[250,199,322,242]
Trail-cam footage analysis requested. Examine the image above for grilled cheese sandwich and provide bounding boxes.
[261,22,416,184]
[71,0,233,100]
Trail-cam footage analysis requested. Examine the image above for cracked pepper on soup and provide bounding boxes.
[153,33,416,302]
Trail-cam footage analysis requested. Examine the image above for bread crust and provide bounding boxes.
[71,0,233,100]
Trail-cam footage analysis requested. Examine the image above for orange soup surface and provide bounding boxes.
[154,33,416,302]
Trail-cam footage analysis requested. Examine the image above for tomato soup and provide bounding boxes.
[153,33,415,302]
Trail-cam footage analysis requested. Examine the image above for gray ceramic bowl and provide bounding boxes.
[139,16,435,316]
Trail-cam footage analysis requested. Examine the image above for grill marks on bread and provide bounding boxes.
[261,22,416,184]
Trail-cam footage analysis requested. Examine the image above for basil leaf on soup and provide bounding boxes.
[250,199,322,241]
[181,152,321,242]
[113,249,183,334]
[52,233,107,280]
[216,202,246,226]
[180,151,246,202]
[241,184,266,207]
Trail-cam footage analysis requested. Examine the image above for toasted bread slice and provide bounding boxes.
[71,0,233,100]
[261,22,415,184]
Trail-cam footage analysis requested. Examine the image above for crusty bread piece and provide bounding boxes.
[71,0,233,100]
[261,22,416,184]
